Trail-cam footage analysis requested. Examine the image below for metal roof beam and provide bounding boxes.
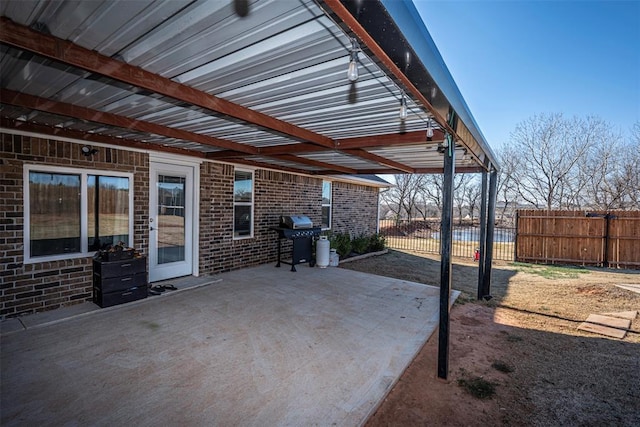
[227,159,313,176]
[341,148,415,173]
[259,129,445,155]
[0,89,259,154]
[0,17,336,150]
[273,154,357,174]
[336,129,444,149]
[0,117,206,158]
[207,150,250,159]
[259,144,328,156]
[207,150,357,173]
[339,166,485,175]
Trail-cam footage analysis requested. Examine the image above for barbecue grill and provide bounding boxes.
[270,215,322,271]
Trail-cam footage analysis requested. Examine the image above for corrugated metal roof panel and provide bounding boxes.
[1,0,497,175]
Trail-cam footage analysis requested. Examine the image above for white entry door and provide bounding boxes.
[149,162,195,282]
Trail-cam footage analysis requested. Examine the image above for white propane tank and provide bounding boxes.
[316,236,330,268]
[329,248,339,267]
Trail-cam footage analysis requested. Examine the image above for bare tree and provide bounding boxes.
[452,174,477,224]
[578,128,631,210]
[416,174,444,218]
[495,144,521,224]
[380,174,425,222]
[416,173,469,223]
[509,113,599,209]
[463,176,482,223]
[622,122,640,209]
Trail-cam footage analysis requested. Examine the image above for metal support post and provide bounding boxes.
[438,124,456,380]
[481,169,498,298]
[477,170,488,300]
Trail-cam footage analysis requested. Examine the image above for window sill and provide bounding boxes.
[24,251,97,265]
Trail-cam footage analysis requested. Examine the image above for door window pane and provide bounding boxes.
[29,172,81,256]
[157,175,186,264]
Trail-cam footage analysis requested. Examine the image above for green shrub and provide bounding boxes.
[351,234,369,254]
[330,232,352,258]
[368,233,386,252]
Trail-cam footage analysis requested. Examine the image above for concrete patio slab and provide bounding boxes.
[1,264,458,426]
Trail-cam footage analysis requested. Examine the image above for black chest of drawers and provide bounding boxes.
[92,257,147,308]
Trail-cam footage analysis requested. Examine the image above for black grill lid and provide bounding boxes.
[280,215,313,229]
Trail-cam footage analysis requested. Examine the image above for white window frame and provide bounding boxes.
[233,167,254,240]
[23,164,134,264]
[322,180,332,230]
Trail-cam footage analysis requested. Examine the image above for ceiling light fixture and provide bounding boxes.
[399,95,408,120]
[347,38,360,82]
[426,120,434,139]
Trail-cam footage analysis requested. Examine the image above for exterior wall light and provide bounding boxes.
[81,146,98,157]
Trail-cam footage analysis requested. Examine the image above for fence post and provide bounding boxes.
[514,210,519,262]
[604,213,614,268]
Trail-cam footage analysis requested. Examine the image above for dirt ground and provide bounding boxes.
[341,249,640,426]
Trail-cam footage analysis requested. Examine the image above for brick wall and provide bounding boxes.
[1,132,381,318]
[199,168,328,273]
[0,133,148,318]
[332,181,380,237]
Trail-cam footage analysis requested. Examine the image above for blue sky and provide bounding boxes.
[413,0,640,151]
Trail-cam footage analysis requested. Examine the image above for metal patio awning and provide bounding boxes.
[0,0,499,175]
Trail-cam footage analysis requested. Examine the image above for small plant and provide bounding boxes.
[351,234,369,254]
[491,360,513,373]
[368,233,386,252]
[457,376,496,399]
[330,232,352,258]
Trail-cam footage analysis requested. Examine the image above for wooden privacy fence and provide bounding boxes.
[516,210,640,269]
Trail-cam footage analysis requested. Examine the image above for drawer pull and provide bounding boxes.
[121,263,132,268]
[122,292,133,296]
[120,277,132,282]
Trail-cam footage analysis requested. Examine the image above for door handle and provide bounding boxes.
[150,226,155,231]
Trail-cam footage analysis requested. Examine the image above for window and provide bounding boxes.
[25,165,133,263]
[88,175,131,251]
[233,169,253,238]
[322,180,332,229]
[29,171,81,256]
